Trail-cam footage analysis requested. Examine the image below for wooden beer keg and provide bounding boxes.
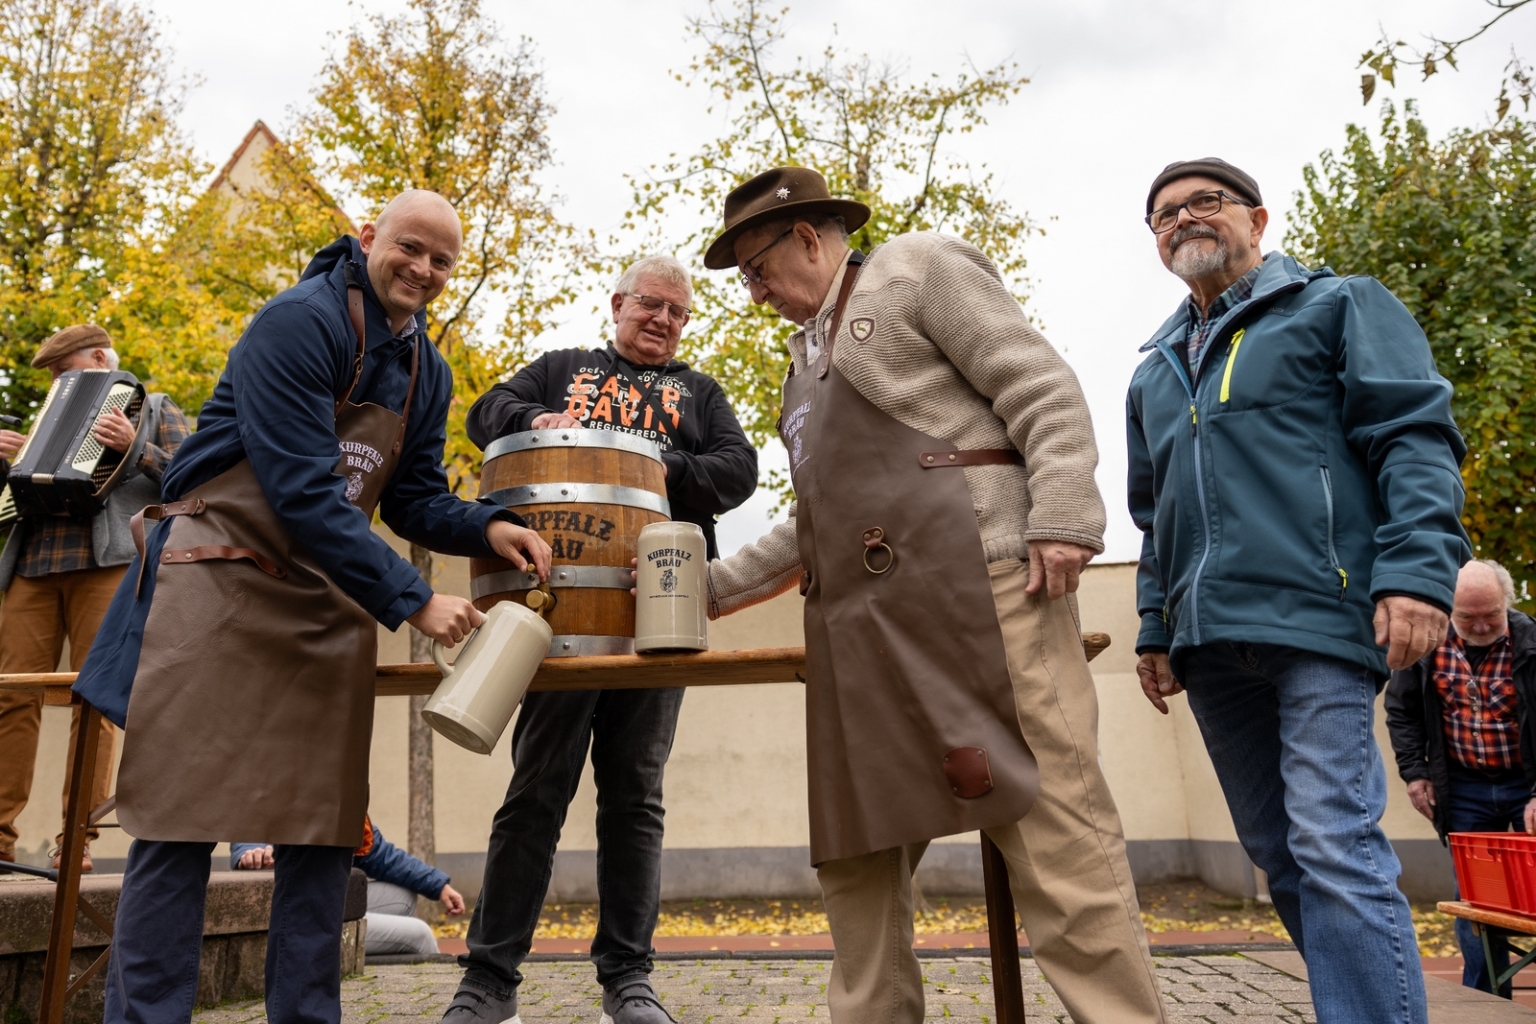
[471,429,669,657]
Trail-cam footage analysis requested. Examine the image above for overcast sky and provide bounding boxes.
[148,0,1533,560]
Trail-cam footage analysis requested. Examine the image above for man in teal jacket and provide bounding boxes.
[1127,158,1468,1024]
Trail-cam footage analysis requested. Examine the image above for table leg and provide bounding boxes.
[38,699,103,1024]
[981,832,1025,1024]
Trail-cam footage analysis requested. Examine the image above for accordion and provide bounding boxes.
[0,369,149,527]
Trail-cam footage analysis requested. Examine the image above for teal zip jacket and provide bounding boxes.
[1126,253,1469,677]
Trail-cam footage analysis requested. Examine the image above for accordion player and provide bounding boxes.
[0,369,157,527]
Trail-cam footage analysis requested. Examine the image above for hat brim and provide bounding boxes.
[703,198,872,270]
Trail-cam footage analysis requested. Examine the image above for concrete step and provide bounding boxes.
[0,868,367,1024]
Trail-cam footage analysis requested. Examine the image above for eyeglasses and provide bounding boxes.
[624,293,692,325]
[738,228,795,288]
[1145,190,1252,234]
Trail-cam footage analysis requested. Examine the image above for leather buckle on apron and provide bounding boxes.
[861,526,894,574]
[943,747,994,798]
[161,544,287,580]
[919,448,1024,469]
[132,499,210,595]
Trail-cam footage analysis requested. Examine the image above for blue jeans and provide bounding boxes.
[1181,642,1427,1024]
[1444,765,1527,991]
[460,686,685,995]
[105,839,354,1024]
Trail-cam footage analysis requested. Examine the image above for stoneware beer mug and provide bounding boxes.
[634,521,709,653]
[421,600,553,754]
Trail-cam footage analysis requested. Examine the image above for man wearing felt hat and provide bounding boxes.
[0,325,190,873]
[704,167,1168,1024]
[1128,158,1468,1023]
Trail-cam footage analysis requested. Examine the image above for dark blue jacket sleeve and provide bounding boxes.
[353,824,449,898]
[1335,278,1470,611]
[377,349,511,568]
[229,300,432,628]
[465,353,556,448]
[1126,381,1173,653]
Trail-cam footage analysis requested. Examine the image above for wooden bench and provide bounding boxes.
[1438,900,1536,999]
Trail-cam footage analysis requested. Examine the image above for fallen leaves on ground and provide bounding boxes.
[432,880,1460,957]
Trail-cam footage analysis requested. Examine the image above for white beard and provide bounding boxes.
[1171,234,1230,282]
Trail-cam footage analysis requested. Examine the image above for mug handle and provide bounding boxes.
[432,627,480,678]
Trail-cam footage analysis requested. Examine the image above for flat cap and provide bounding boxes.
[1147,158,1262,215]
[32,324,112,369]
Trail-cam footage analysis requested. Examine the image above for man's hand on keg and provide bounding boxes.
[408,595,484,647]
[487,520,552,579]
[530,411,582,430]
[0,429,23,460]
[1025,540,1095,599]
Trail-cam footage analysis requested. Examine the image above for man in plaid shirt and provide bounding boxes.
[0,325,189,872]
[1387,559,1536,992]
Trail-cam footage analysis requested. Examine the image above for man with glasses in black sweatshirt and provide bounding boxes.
[445,255,756,1024]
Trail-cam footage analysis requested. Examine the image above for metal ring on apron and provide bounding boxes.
[861,526,895,574]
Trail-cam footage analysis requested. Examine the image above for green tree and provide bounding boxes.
[625,0,1038,500]
[0,0,216,413]
[1288,104,1536,599]
[299,0,579,496]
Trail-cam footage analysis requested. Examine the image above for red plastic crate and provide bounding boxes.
[1451,832,1536,915]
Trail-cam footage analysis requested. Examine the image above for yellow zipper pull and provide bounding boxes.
[1189,403,1198,436]
[1220,329,1245,403]
[1337,568,1348,600]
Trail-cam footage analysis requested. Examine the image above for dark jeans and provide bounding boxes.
[460,686,686,995]
[1180,642,1427,1024]
[104,839,354,1024]
[1444,765,1528,991]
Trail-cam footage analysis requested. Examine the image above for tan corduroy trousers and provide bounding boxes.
[0,567,124,859]
[816,558,1167,1024]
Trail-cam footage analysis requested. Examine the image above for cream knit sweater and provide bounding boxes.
[707,232,1105,617]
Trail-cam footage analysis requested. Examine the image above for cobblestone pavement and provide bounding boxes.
[192,953,1315,1023]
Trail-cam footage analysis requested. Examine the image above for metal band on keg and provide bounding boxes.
[471,565,635,601]
[547,635,635,658]
[482,483,670,517]
[484,430,664,465]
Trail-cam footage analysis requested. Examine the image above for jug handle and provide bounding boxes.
[432,627,480,678]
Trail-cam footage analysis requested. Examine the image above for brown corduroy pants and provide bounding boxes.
[815,559,1168,1024]
[0,567,124,859]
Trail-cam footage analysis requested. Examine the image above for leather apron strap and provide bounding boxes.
[335,273,369,416]
[817,255,864,380]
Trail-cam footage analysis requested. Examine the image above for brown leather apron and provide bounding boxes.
[785,259,1038,865]
[115,289,418,846]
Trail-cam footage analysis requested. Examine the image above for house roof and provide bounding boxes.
[210,120,282,193]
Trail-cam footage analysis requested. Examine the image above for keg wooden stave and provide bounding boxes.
[472,429,668,657]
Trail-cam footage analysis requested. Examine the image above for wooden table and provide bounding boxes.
[1437,900,1536,998]
[1,632,1111,1024]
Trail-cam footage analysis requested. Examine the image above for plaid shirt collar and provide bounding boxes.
[1185,262,1261,369]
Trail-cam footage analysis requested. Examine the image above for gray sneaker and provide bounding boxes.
[443,982,520,1024]
[599,974,675,1024]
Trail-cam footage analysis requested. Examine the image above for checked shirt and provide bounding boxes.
[1432,632,1521,773]
[1186,263,1261,370]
